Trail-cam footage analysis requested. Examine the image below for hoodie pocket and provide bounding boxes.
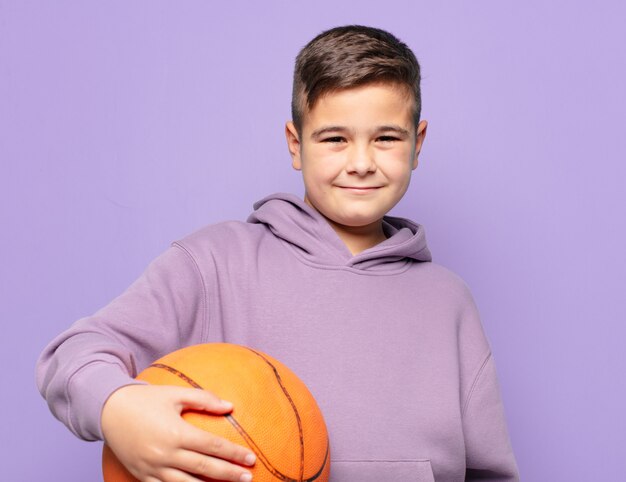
[330,459,435,481]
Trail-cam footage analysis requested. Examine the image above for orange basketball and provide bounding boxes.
[102,343,330,481]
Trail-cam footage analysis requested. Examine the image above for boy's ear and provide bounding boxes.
[412,120,428,170]
[285,121,302,170]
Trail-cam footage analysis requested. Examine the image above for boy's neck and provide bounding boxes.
[323,216,388,256]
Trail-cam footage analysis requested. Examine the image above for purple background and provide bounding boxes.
[1,1,624,480]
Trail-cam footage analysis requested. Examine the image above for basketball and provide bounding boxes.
[102,343,330,481]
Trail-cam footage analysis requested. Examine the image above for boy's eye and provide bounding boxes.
[378,136,399,143]
[322,137,345,143]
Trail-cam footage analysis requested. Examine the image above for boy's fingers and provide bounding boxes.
[151,466,205,482]
[172,386,234,414]
[173,449,253,481]
[183,426,256,467]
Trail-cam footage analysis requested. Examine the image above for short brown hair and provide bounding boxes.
[291,25,422,136]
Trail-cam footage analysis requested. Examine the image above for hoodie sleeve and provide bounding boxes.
[35,242,207,441]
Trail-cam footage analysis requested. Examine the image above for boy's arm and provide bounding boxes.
[35,242,206,441]
[462,353,520,481]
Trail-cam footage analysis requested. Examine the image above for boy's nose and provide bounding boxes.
[346,145,377,175]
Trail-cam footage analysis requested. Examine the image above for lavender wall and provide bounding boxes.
[2,1,624,480]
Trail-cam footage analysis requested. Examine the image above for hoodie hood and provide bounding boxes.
[247,192,432,271]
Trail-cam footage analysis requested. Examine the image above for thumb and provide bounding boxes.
[170,386,234,414]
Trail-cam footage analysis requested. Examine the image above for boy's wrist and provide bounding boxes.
[66,361,144,441]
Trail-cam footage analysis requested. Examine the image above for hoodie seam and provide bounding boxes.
[462,351,492,417]
[171,242,209,343]
[65,359,124,440]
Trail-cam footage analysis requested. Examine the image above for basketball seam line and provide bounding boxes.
[148,362,328,481]
[150,363,288,478]
[244,347,305,481]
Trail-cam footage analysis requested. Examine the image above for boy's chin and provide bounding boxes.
[303,195,387,228]
[325,212,386,230]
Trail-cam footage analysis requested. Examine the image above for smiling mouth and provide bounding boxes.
[338,186,381,189]
[337,186,382,194]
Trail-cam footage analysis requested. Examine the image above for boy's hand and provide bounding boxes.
[101,384,256,482]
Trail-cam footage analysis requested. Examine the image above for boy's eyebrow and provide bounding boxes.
[310,124,410,139]
[377,125,411,137]
[310,126,349,139]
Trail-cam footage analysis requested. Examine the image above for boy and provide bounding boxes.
[37,25,519,481]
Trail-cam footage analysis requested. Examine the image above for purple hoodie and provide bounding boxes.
[37,192,519,481]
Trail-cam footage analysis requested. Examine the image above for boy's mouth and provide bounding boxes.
[338,186,381,191]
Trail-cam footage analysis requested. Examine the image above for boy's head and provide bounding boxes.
[290,25,422,138]
[285,25,428,254]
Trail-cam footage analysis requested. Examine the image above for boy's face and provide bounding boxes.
[285,82,428,233]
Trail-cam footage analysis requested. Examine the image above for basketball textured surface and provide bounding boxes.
[102,343,330,481]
